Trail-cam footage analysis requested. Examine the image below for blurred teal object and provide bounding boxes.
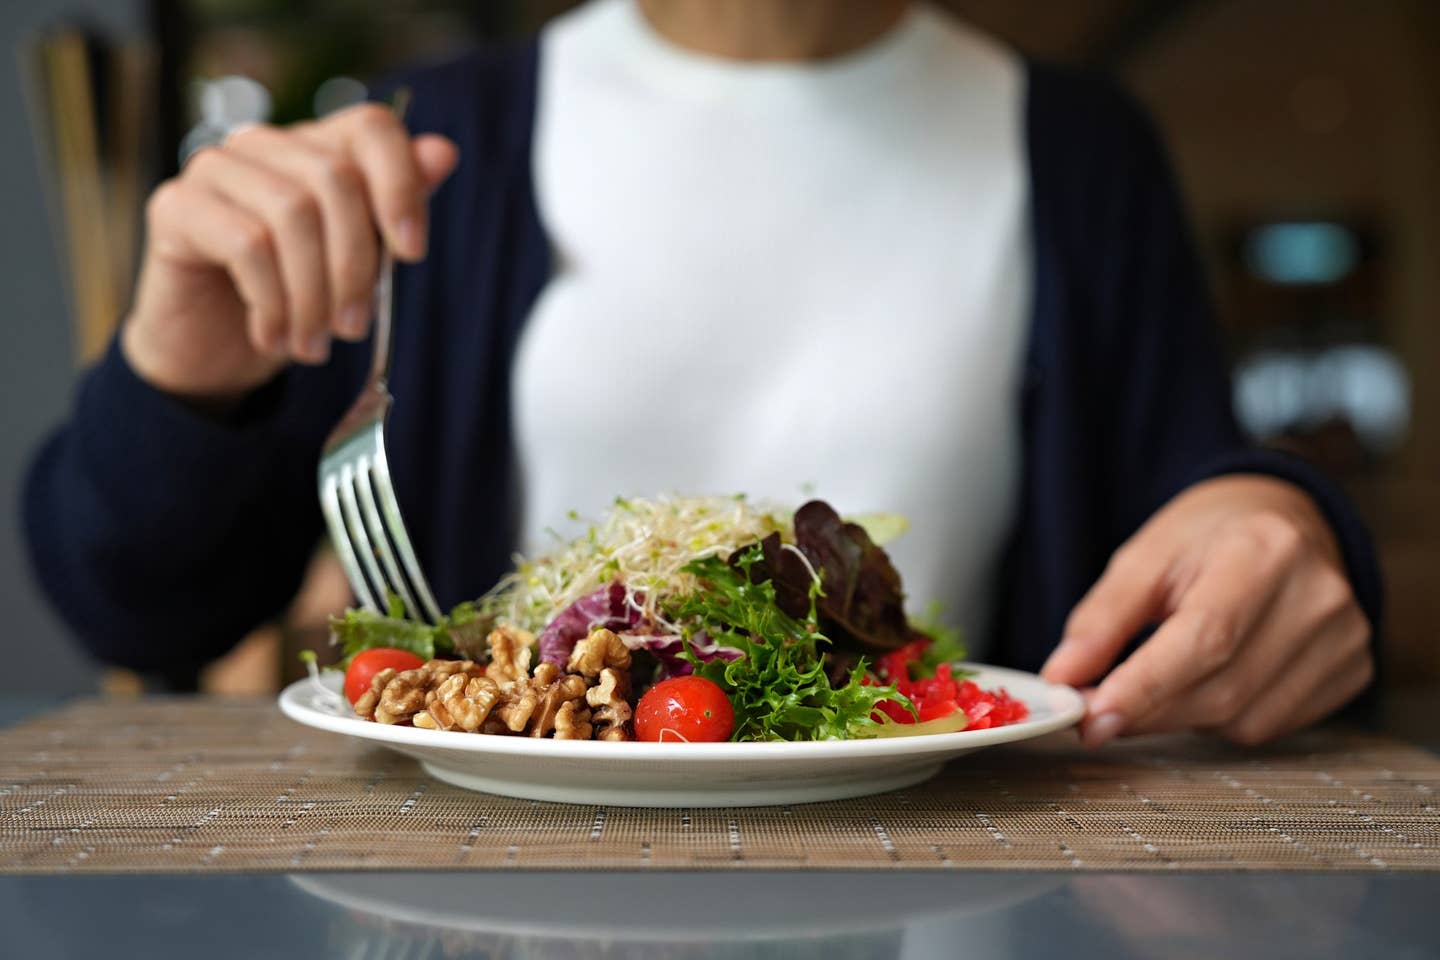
[1244,221,1360,286]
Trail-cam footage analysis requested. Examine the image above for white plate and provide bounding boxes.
[278,664,1083,807]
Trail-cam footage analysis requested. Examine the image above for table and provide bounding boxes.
[1,869,1437,958]
[3,698,1438,959]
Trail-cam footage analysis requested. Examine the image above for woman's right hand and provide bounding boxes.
[121,103,459,401]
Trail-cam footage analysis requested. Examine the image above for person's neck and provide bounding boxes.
[635,0,910,62]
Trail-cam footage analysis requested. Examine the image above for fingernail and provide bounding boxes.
[396,216,423,259]
[1083,711,1126,748]
[1041,637,1072,666]
[301,331,330,362]
[1040,637,1079,678]
[263,333,284,357]
[337,303,368,339]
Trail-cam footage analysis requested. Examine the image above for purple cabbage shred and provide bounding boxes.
[536,581,642,665]
[536,581,744,678]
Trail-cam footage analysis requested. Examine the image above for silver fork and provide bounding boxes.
[317,245,443,624]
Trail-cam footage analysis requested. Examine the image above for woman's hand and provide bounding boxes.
[1041,475,1373,747]
[122,104,459,401]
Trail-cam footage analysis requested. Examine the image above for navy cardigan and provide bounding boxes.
[23,41,1382,685]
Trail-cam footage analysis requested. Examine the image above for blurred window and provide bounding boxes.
[1234,345,1410,455]
[1243,222,1360,286]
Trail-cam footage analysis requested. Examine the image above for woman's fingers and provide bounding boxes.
[412,133,461,190]
[1124,616,1291,737]
[1041,539,1169,690]
[226,126,378,341]
[145,179,287,355]
[1080,525,1293,746]
[1054,477,1374,749]
[125,108,456,397]
[316,105,457,261]
[1217,569,1372,745]
[186,147,332,361]
[1123,549,1333,736]
[1219,610,1372,745]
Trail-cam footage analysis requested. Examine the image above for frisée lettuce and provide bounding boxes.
[666,548,908,741]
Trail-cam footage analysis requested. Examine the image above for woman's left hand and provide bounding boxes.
[1041,474,1373,747]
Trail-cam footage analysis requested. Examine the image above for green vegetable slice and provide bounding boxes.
[865,711,969,738]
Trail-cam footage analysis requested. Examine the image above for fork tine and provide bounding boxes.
[354,452,422,622]
[321,471,379,613]
[372,443,444,623]
[337,462,389,614]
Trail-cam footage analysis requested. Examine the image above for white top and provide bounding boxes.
[513,0,1029,653]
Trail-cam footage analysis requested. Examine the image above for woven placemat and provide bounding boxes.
[1,698,1437,874]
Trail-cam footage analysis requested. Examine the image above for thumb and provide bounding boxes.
[1041,541,1170,688]
[412,134,459,191]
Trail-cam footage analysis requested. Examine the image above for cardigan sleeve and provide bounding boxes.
[1082,77,1385,643]
[20,42,541,680]
[21,337,363,676]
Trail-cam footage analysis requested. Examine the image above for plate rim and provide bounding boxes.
[278,662,1084,761]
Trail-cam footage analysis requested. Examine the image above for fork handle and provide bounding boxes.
[369,249,396,387]
[367,89,410,389]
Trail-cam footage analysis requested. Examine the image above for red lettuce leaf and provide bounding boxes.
[536,581,641,665]
[739,500,911,652]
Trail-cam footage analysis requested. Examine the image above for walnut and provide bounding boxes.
[494,682,540,733]
[521,662,589,738]
[415,674,503,732]
[554,701,593,740]
[356,649,631,743]
[374,669,430,724]
[584,667,633,741]
[432,660,484,682]
[353,659,482,725]
[567,627,631,678]
[352,668,394,720]
[486,625,535,686]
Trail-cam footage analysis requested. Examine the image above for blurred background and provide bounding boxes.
[1,1,1435,728]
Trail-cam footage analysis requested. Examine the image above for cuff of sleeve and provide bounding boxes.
[75,337,292,519]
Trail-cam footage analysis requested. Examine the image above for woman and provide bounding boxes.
[24,0,1379,745]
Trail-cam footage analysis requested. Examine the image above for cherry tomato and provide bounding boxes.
[344,648,427,704]
[635,676,734,743]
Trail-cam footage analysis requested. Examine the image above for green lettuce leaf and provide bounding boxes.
[326,596,484,666]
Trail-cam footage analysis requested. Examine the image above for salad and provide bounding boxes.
[319,496,1027,743]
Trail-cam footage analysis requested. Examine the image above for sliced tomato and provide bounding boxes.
[876,638,930,683]
[869,660,1029,731]
[917,697,960,723]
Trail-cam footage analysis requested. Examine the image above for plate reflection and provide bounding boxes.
[289,870,1062,959]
